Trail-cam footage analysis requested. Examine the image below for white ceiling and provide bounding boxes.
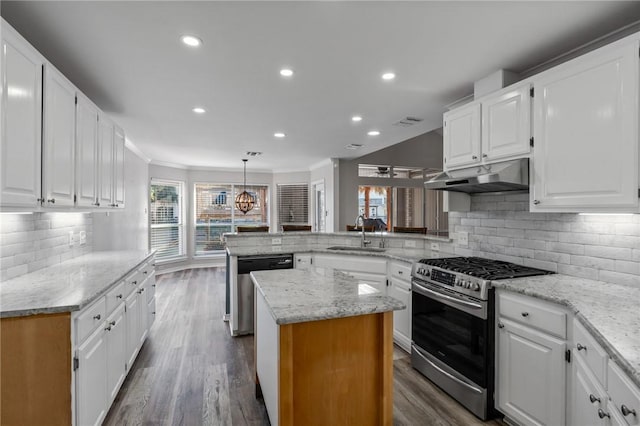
[2,1,640,171]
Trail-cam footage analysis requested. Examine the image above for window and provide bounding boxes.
[277,184,309,231]
[194,183,269,256]
[150,180,185,260]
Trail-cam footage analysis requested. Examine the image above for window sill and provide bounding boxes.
[154,255,189,265]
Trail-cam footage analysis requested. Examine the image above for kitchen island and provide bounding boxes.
[251,267,405,426]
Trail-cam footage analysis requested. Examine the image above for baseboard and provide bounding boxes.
[393,331,411,353]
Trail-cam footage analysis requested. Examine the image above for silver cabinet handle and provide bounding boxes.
[521,312,529,317]
[533,200,540,205]
[93,314,101,320]
[577,343,587,351]
[589,394,601,404]
[621,405,637,417]
[598,409,610,419]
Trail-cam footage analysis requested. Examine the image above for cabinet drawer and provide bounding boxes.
[389,261,411,282]
[122,270,141,298]
[105,281,126,315]
[498,292,566,338]
[139,260,153,279]
[608,361,640,426]
[573,320,608,387]
[76,296,106,343]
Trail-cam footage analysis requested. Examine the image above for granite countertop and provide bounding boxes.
[493,275,640,389]
[0,250,153,318]
[251,267,406,325]
[227,245,454,264]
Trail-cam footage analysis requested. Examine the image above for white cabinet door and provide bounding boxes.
[443,102,481,170]
[532,41,639,212]
[43,65,76,207]
[0,26,43,207]
[340,270,387,294]
[482,84,531,162]
[570,356,607,426]
[76,326,108,426]
[387,277,411,352]
[125,290,140,370]
[294,253,313,270]
[138,281,149,346]
[147,297,156,329]
[75,94,99,207]
[113,126,125,208]
[497,317,566,426]
[106,304,127,404]
[98,114,114,207]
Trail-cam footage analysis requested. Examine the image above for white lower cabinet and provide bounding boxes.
[313,253,387,292]
[106,304,127,404]
[496,291,567,426]
[294,253,313,270]
[76,325,108,426]
[387,261,412,352]
[571,356,608,426]
[74,257,155,426]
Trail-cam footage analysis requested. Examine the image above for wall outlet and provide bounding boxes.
[430,242,440,251]
[68,231,75,246]
[271,238,282,245]
[458,231,469,247]
[404,240,416,248]
[79,231,87,246]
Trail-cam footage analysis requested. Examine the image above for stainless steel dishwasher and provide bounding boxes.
[236,254,293,335]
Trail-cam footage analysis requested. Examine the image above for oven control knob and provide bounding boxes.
[471,283,481,291]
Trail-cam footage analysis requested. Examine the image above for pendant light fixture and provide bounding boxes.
[235,159,255,214]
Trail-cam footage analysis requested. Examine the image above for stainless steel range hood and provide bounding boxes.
[425,158,529,193]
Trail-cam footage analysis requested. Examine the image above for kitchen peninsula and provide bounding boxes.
[251,267,405,426]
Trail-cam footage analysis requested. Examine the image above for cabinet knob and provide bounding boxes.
[143,271,148,275]
[533,200,540,205]
[482,154,488,158]
[47,198,56,204]
[398,271,403,275]
[105,325,112,332]
[521,312,529,317]
[116,294,123,299]
[138,288,145,294]
[93,201,100,206]
[37,198,44,203]
[597,409,610,419]
[109,320,116,326]
[152,311,156,315]
[152,284,156,288]
[577,343,587,351]
[471,155,478,160]
[93,314,101,320]
[132,280,137,285]
[621,405,637,417]
[589,394,601,404]
[498,322,504,329]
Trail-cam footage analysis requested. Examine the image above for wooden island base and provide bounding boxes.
[256,294,393,426]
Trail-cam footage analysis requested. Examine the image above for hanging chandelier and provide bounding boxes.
[235,159,255,214]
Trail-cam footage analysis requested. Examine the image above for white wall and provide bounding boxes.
[93,147,149,251]
[310,159,338,232]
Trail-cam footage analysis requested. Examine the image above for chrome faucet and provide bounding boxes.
[355,215,372,247]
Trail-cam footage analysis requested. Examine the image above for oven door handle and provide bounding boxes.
[414,346,484,395]
[412,281,483,310]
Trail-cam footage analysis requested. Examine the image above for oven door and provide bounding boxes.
[411,278,489,388]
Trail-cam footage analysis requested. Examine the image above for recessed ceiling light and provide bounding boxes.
[274,132,286,138]
[351,116,363,122]
[181,35,202,47]
[381,72,396,81]
[367,130,380,136]
[192,107,206,114]
[345,144,363,150]
[280,68,294,77]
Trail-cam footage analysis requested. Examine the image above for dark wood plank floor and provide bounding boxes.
[104,268,504,426]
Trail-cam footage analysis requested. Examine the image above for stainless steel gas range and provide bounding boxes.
[410,257,554,420]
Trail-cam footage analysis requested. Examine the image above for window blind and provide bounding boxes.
[277,184,309,230]
[150,180,184,260]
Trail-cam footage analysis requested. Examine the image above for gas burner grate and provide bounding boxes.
[418,257,554,280]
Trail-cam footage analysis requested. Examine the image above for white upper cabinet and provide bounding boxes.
[43,64,76,207]
[444,82,532,171]
[443,102,481,169]
[482,84,531,162]
[113,126,125,208]
[98,113,114,207]
[531,40,640,212]
[75,93,99,207]
[0,24,44,207]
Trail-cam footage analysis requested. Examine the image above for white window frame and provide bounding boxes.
[149,178,186,263]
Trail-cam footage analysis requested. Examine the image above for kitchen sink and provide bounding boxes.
[326,246,386,253]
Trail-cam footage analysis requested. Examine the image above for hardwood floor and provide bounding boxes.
[104,268,504,426]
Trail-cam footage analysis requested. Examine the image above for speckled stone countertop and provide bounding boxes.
[0,250,153,318]
[227,245,453,264]
[493,275,640,389]
[251,267,406,325]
